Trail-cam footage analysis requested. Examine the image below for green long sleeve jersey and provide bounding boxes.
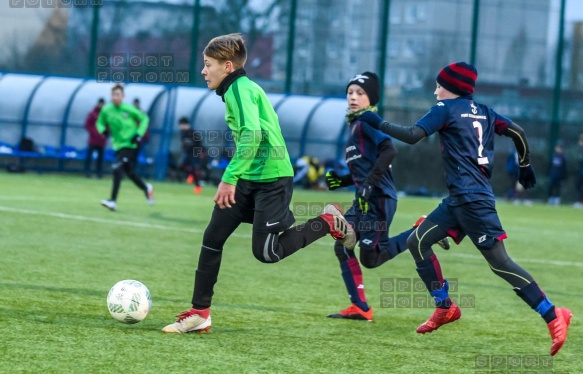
[96,102,149,151]
[222,76,294,184]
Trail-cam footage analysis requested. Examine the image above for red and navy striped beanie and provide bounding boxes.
[436,62,478,96]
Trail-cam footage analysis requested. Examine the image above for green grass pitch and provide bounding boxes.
[0,173,580,373]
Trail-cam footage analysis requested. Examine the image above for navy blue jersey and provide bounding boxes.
[416,97,511,205]
[549,152,567,181]
[345,119,397,199]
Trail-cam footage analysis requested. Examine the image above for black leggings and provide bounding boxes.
[111,149,147,201]
[407,217,534,288]
[191,205,328,308]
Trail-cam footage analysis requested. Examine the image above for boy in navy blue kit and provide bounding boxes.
[358,62,572,355]
[325,72,449,321]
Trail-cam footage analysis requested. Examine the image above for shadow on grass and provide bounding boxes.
[148,212,208,225]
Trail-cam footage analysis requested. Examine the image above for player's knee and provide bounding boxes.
[251,246,279,264]
[359,250,379,269]
[112,164,123,178]
[406,231,420,251]
[122,160,134,174]
[202,231,223,250]
[112,161,122,172]
[407,231,433,262]
[482,240,512,270]
[202,222,231,249]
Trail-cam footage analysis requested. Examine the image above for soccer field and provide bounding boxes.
[0,173,580,373]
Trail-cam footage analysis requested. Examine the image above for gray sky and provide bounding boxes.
[566,1,583,20]
[141,0,583,21]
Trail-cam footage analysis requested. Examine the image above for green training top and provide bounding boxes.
[96,102,149,151]
[222,76,294,184]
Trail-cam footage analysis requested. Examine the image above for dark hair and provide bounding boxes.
[97,98,105,104]
[133,98,140,103]
[112,84,124,93]
[178,116,190,124]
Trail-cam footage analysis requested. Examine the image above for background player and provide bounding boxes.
[97,84,153,211]
[178,116,205,194]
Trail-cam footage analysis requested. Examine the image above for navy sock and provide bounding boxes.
[536,298,557,323]
[514,282,557,323]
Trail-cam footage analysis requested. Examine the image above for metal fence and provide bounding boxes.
[1,0,582,199]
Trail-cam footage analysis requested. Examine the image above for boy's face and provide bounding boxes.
[434,83,458,101]
[111,89,124,106]
[201,55,232,90]
[346,84,370,112]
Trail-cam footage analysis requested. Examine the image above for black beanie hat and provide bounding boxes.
[436,62,478,96]
[346,72,380,106]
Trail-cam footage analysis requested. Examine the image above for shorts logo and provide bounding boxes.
[478,235,487,243]
[266,221,279,227]
[362,239,373,245]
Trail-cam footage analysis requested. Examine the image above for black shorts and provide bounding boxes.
[219,177,296,233]
[115,148,138,164]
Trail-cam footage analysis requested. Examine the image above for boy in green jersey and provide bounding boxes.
[163,33,356,334]
[97,84,153,211]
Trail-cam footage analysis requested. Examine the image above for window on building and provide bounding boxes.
[405,4,416,24]
[417,4,427,21]
[388,41,399,57]
[390,4,401,24]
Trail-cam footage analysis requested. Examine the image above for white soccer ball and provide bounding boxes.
[107,280,152,324]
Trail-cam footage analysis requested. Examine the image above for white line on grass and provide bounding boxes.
[0,205,223,236]
[1,205,580,268]
[446,252,582,268]
[0,196,86,201]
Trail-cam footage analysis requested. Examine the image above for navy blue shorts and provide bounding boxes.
[345,195,398,251]
[427,196,507,251]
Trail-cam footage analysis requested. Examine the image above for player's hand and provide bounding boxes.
[131,134,142,144]
[357,182,373,214]
[326,171,343,190]
[357,111,384,130]
[518,164,536,189]
[214,181,236,209]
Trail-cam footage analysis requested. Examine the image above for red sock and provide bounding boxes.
[347,258,367,304]
[191,307,210,319]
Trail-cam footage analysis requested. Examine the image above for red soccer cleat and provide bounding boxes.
[327,304,373,321]
[548,307,572,356]
[413,215,427,228]
[416,302,461,334]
